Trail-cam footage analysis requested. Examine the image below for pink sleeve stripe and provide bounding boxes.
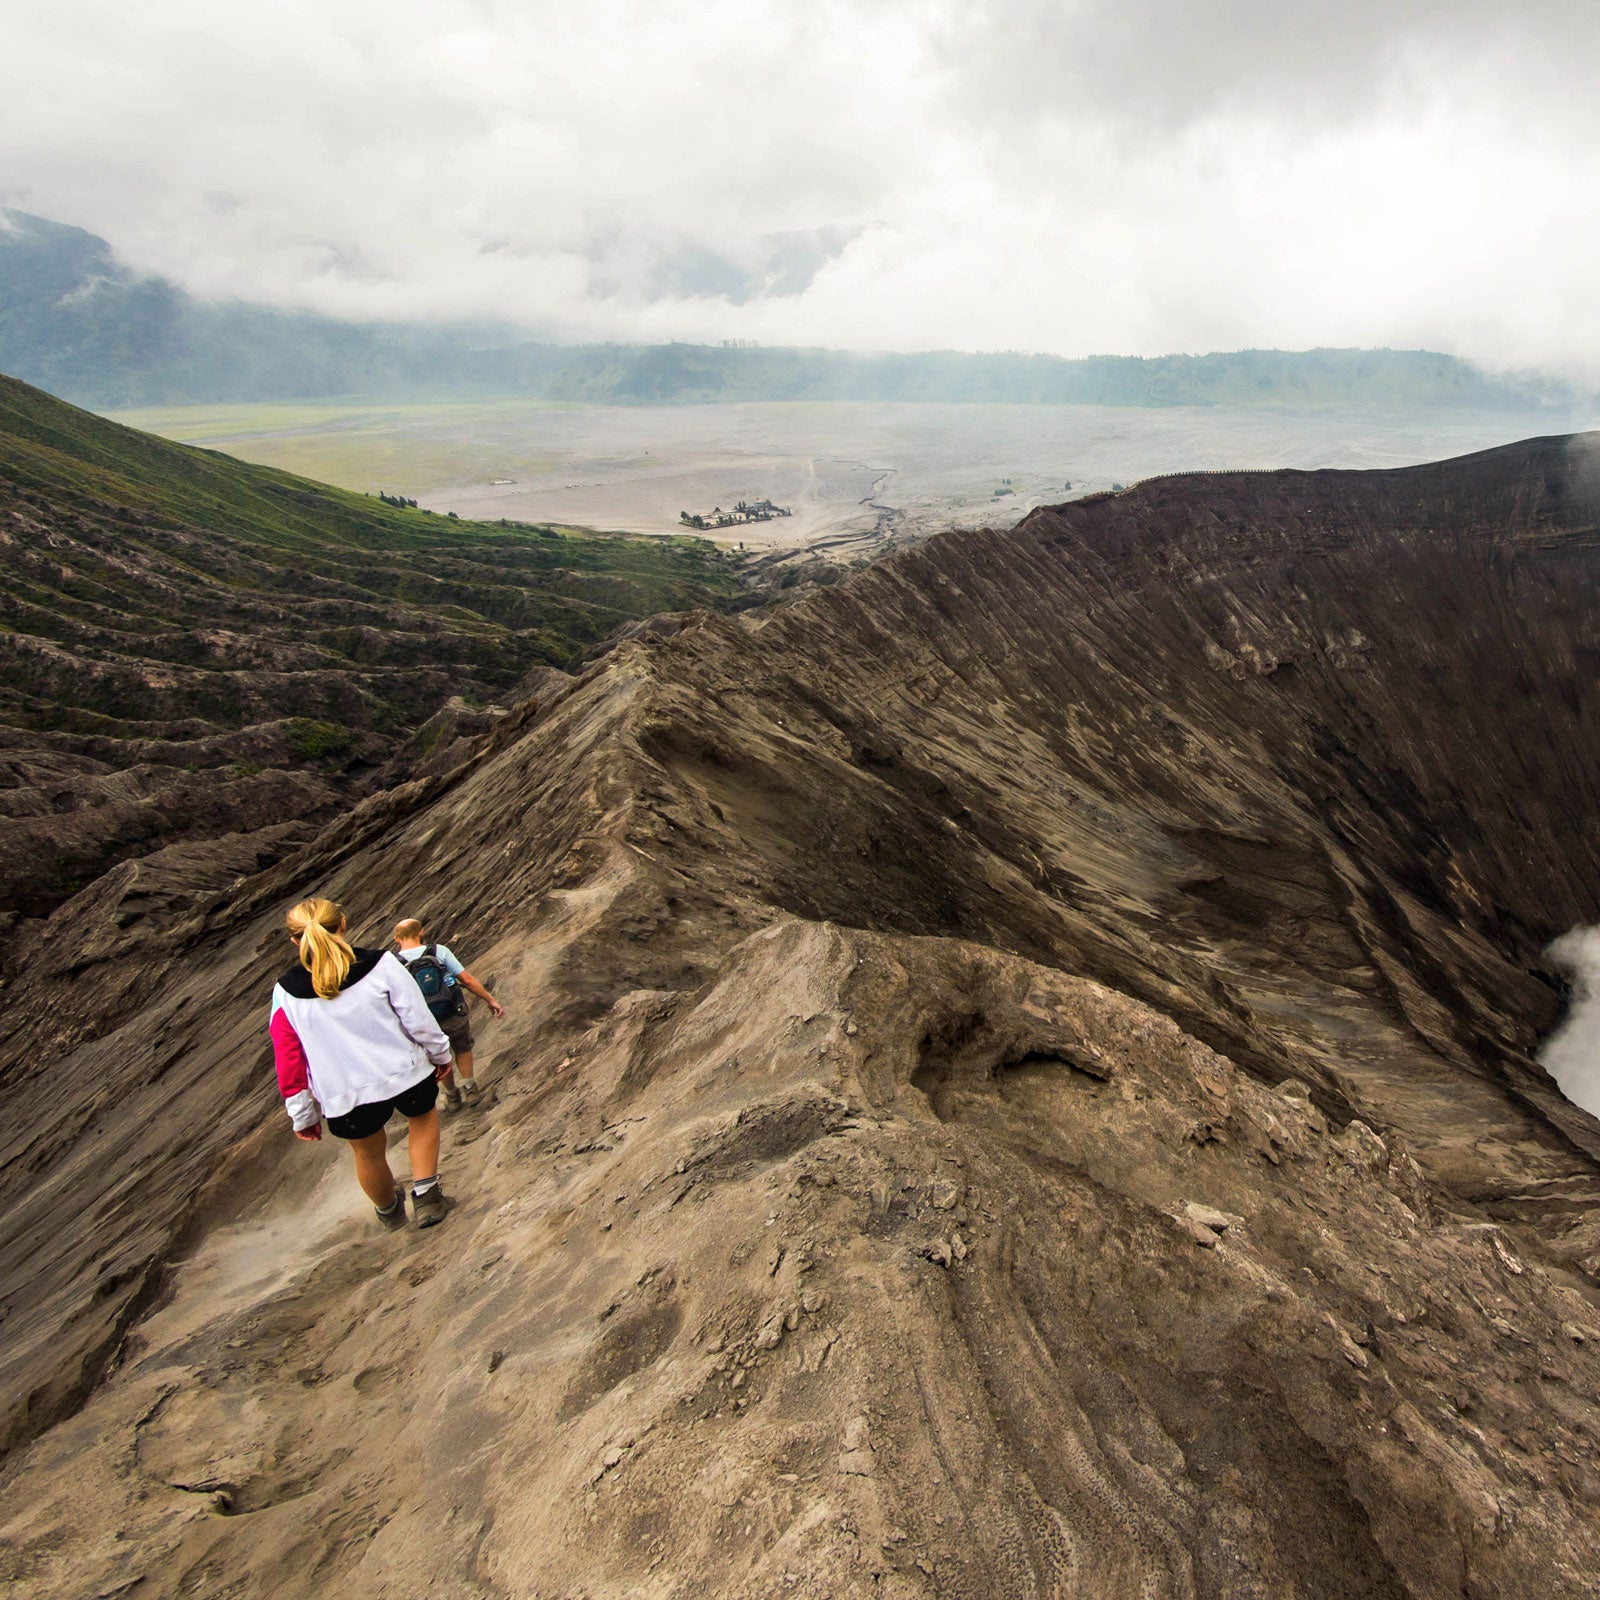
[270,1005,310,1099]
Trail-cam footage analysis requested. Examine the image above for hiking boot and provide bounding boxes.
[412,1180,447,1229]
[375,1178,407,1230]
[439,1084,463,1113]
[459,1079,482,1107]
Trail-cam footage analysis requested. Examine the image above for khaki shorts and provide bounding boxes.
[439,1006,474,1055]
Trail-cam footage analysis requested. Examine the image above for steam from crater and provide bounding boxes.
[1542,926,1600,1117]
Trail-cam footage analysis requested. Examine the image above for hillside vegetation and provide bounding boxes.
[0,372,740,915]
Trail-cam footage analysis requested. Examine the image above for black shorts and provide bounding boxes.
[326,1071,439,1140]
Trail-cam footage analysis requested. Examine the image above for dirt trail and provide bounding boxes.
[14,915,1600,1598]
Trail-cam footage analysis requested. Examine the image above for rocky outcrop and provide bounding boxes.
[4,433,1600,1597]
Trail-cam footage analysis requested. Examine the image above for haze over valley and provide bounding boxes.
[14,210,1600,552]
[113,394,1600,551]
[8,4,1600,1597]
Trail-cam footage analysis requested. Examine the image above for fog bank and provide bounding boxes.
[10,1,1600,379]
[1542,926,1600,1118]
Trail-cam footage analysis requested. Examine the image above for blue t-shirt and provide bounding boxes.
[398,943,462,988]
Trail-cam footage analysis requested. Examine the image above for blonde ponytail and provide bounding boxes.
[286,896,355,999]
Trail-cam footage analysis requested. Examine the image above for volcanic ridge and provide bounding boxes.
[4,423,1600,1598]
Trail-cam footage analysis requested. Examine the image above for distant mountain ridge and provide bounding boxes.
[1,208,1579,411]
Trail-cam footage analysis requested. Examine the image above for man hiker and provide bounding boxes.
[392,918,505,1110]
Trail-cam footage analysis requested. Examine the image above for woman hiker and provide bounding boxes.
[391,918,505,1111]
[269,896,455,1229]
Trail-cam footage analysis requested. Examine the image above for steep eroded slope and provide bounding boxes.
[4,434,1600,1597]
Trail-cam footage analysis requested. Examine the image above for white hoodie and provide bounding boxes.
[269,946,452,1129]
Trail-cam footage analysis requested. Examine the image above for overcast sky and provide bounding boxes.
[8,0,1600,374]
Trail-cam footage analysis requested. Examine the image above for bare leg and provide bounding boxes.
[407,1109,440,1183]
[455,1048,475,1083]
[349,1130,399,1207]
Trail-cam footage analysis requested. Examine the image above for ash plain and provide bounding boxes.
[112,397,1600,555]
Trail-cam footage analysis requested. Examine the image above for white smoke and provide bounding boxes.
[1542,927,1600,1118]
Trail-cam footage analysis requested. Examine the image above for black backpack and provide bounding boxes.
[407,944,465,1019]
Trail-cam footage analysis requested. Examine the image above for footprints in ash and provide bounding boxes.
[134,1382,350,1516]
[560,1294,684,1420]
[555,1102,847,1421]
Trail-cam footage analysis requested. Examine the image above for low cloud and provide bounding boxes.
[8,1,1600,376]
[1543,927,1600,1119]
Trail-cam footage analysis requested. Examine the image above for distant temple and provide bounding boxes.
[679,498,792,531]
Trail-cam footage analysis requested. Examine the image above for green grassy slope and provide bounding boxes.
[0,371,740,735]
[0,371,745,917]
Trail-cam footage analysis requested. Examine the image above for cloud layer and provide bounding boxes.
[8,0,1600,374]
[1543,927,1600,1119]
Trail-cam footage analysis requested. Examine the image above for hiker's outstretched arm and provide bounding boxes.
[457,969,505,1017]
